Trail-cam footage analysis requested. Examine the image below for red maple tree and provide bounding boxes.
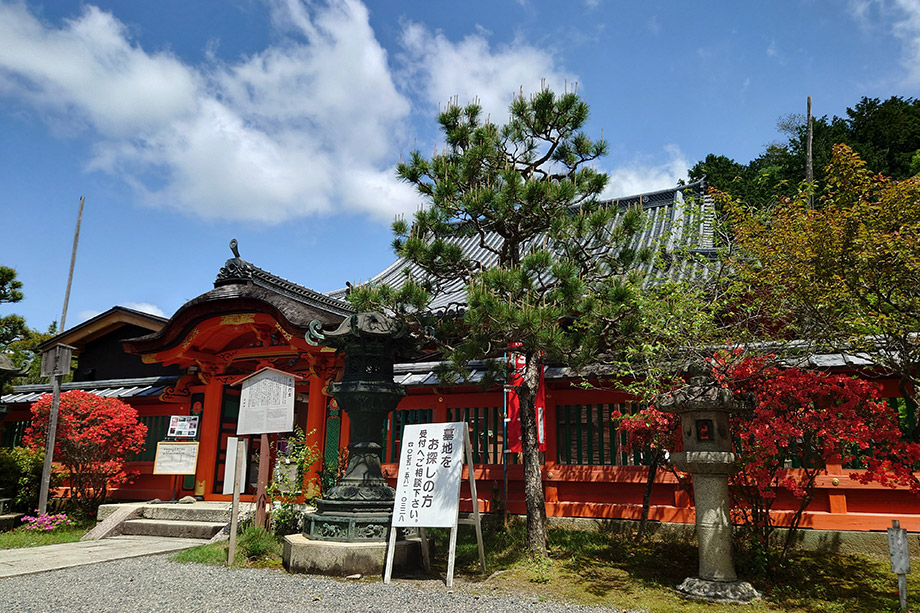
[713,353,920,556]
[25,390,147,516]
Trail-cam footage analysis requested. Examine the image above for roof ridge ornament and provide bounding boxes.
[230,238,240,258]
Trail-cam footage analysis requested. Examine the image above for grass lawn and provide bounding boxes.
[0,520,93,549]
[171,519,917,612]
[172,525,283,570]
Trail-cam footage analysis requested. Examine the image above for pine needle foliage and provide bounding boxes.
[350,87,652,557]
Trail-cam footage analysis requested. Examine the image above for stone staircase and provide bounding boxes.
[93,501,253,541]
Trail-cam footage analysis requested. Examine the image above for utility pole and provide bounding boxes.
[806,97,814,209]
[37,344,74,515]
[60,196,85,332]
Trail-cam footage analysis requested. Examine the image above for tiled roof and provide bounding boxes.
[1,376,179,405]
[327,179,716,311]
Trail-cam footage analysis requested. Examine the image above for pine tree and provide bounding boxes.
[351,87,651,556]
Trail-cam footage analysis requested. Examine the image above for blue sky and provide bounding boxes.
[2,0,919,333]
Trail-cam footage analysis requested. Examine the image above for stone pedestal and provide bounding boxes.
[283,533,422,577]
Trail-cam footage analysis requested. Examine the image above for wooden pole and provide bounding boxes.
[37,374,62,515]
[255,432,271,528]
[60,196,85,332]
[806,97,814,209]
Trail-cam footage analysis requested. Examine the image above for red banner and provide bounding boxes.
[506,349,546,453]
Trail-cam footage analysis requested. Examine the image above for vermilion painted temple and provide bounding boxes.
[2,180,917,531]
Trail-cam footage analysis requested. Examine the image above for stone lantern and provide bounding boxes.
[283,312,420,576]
[657,366,760,603]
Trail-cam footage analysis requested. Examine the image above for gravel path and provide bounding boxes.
[0,554,636,612]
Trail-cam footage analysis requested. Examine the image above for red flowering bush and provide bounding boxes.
[711,352,920,555]
[24,390,147,517]
[613,405,684,539]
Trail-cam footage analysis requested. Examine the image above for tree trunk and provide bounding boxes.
[636,449,662,541]
[518,353,548,557]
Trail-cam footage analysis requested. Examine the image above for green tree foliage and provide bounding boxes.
[691,95,920,207]
[730,144,920,438]
[0,266,57,390]
[350,88,651,556]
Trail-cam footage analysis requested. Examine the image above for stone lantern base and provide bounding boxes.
[283,533,422,577]
[676,577,761,603]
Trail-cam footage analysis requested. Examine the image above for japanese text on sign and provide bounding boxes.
[237,368,295,435]
[392,422,465,528]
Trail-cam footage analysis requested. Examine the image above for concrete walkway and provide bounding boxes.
[0,535,207,578]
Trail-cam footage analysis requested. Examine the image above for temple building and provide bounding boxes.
[2,179,916,531]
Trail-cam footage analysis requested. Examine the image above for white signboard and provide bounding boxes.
[392,422,465,528]
[237,368,296,435]
[153,442,199,475]
[222,437,248,495]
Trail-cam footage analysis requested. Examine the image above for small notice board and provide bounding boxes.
[153,441,200,475]
[384,422,485,587]
[236,367,296,435]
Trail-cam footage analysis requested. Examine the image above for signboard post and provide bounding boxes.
[227,438,246,566]
[235,367,298,528]
[384,422,486,587]
[888,519,911,612]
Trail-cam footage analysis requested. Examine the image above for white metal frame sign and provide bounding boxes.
[237,367,296,435]
[384,421,486,586]
[153,441,200,475]
[392,422,465,527]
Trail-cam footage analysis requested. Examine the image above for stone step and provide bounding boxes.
[140,505,233,523]
[121,519,226,540]
[97,502,248,525]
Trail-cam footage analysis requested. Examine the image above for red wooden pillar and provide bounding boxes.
[195,377,223,499]
[304,374,327,498]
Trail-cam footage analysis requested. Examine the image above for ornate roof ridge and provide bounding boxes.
[216,256,352,317]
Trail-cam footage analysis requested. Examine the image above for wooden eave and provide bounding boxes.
[37,306,166,354]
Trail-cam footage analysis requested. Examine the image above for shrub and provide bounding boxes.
[238,525,278,560]
[0,446,48,512]
[24,390,147,517]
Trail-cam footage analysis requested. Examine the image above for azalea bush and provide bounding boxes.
[24,390,147,517]
[612,404,684,540]
[712,352,920,558]
[20,511,71,531]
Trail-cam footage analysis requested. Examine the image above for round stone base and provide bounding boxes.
[282,533,422,577]
[676,577,762,603]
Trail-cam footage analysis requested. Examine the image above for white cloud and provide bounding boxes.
[601,145,690,199]
[77,310,102,324]
[397,21,577,123]
[848,0,920,86]
[892,0,920,85]
[0,0,417,223]
[121,302,167,318]
[77,302,167,324]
